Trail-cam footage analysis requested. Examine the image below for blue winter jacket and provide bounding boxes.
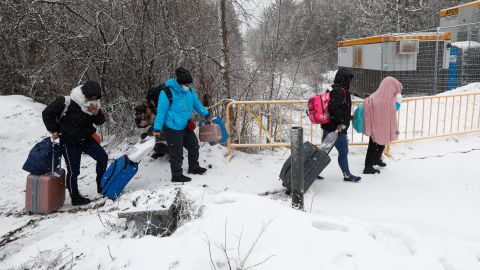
[153,79,209,132]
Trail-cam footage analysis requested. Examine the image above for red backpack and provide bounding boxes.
[307,91,331,124]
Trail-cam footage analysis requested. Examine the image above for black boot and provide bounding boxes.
[363,166,380,174]
[344,175,361,182]
[71,193,91,206]
[374,160,387,167]
[172,175,192,183]
[188,166,207,175]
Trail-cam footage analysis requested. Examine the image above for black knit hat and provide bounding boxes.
[333,68,354,89]
[175,67,193,85]
[81,81,102,99]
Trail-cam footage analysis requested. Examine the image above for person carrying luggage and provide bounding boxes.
[134,86,170,158]
[363,76,403,174]
[152,67,210,183]
[320,68,361,182]
[42,81,108,205]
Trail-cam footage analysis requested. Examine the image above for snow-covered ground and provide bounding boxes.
[1,94,480,269]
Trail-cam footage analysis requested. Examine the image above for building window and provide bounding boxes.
[397,40,419,54]
[353,46,362,68]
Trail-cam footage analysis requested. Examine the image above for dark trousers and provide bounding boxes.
[164,127,200,177]
[322,131,351,177]
[63,142,108,196]
[365,138,385,168]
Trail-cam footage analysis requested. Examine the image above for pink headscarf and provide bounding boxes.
[363,76,403,145]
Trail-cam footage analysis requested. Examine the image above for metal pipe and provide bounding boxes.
[405,101,409,139]
[470,95,476,131]
[268,104,273,142]
[457,96,463,131]
[291,126,304,210]
[226,102,233,158]
[421,99,425,137]
[428,98,433,135]
[436,97,441,135]
[450,96,455,133]
[464,95,469,131]
[237,105,241,144]
[247,105,252,144]
[279,106,283,143]
[433,28,439,94]
[442,97,448,134]
[477,94,480,129]
[258,105,262,143]
[413,100,417,138]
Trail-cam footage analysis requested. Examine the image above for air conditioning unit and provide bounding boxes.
[397,40,419,54]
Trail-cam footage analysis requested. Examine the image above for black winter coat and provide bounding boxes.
[321,68,354,134]
[42,96,105,145]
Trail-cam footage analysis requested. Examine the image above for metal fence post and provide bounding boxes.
[291,126,304,210]
[434,27,440,94]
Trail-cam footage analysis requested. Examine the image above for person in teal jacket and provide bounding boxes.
[152,67,210,183]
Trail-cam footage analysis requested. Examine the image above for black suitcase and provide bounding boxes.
[279,132,338,194]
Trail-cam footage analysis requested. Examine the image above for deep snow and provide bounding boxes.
[0,94,480,270]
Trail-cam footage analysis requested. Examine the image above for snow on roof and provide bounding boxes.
[452,41,480,50]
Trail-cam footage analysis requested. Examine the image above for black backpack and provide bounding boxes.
[146,83,173,115]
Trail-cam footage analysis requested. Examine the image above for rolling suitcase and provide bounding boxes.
[279,131,338,194]
[25,139,65,215]
[25,170,65,214]
[100,137,154,200]
[101,155,138,200]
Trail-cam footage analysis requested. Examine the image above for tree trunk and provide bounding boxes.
[218,0,232,99]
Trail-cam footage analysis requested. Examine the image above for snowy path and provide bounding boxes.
[1,95,480,269]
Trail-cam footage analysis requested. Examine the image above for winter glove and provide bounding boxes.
[92,133,102,144]
[187,119,197,131]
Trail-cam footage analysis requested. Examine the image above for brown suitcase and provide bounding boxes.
[199,124,222,143]
[25,169,66,214]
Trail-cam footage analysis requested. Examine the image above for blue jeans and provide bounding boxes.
[322,131,351,177]
[63,142,108,196]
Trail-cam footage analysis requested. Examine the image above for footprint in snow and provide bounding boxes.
[214,195,237,204]
[366,225,417,256]
[333,253,355,270]
[311,221,349,232]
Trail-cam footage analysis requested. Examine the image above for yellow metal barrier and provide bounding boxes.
[226,92,480,158]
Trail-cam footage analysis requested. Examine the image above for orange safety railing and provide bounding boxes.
[225,92,480,158]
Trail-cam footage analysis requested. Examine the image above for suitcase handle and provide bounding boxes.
[51,138,62,177]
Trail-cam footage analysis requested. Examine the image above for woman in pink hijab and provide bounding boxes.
[363,77,403,174]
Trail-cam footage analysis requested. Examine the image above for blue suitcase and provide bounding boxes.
[101,155,138,200]
[209,116,229,146]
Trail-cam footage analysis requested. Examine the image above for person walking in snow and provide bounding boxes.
[363,76,403,174]
[42,81,108,205]
[321,68,361,182]
[152,67,210,183]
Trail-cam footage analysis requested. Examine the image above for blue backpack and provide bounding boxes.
[23,137,62,175]
[353,104,364,133]
[100,155,138,200]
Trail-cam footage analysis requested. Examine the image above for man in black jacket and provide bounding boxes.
[321,68,361,182]
[42,81,108,205]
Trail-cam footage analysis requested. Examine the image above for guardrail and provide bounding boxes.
[225,92,480,158]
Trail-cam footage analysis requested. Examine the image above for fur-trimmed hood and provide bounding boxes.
[69,85,101,115]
